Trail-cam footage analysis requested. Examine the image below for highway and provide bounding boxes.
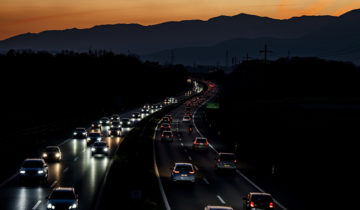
[153,85,288,210]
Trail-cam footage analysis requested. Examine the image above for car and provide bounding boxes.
[143,104,150,110]
[131,112,142,122]
[47,187,78,210]
[86,132,102,146]
[91,141,109,156]
[99,117,110,126]
[141,108,150,117]
[19,158,48,183]
[161,117,171,124]
[204,206,233,210]
[42,146,62,161]
[161,131,174,142]
[243,192,274,210]
[110,121,121,129]
[109,127,121,137]
[110,114,120,121]
[73,128,87,139]
[216,153,237,170]
[150,105,157,113]
[185,107,192,112]
[90,122,101,133]
[165,115,173,123]
[121,118,132,131]
[193,137,209,150]
[183,116,191,122]
[171,163,195,183]
[185,111,193,117]
[160,123,171,131]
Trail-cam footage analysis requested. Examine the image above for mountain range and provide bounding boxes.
[1,9,359,65]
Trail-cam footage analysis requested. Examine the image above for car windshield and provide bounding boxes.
[220,154,235,161]
[112,122,120,125]
[50,191,76,200]
[94,142,106,146]
[46,147,59,152]
[175,165,192,171]
[23,161,43,168]
[164,132,172,136]
[196,138,207,143]
[251,195,273,206]
[122,119,129,122]
[89,133,101,138]
[75,128,85,132]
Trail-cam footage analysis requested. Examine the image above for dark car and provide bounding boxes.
[47,187,78,210]
[160,123,171,131]
[19,158,48,183]
[161,117,171,124]
[216,153,237,170]
[42,146,62,162]
[141,108,150,117]
[110,121,121,129]
[110,114,120,121]
[165,115,173,123]
[91,141,109,157]
[90,122,101,133]
[73,128,87,139]
[131,112,142,122]
[121,118,132,131]
[99,117,110,127]
[161,131,174,142]
[86,132,102,146]
[243,192,274,210]
[109,127,121,137]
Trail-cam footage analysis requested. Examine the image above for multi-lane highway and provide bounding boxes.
[153,84,288,210]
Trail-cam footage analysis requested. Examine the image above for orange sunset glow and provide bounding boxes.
[1,0,360,41]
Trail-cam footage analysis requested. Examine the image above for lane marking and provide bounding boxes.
[217,195,226,204]
[194,165,199,171]
[32,200,41,210]
[63,167,69,173]
[188,156,192,161]
[74,157,79,162]
[82,148,86,153]
[180,143,184,147]
[203,178,210,185]
[51,180,57,188]
[0,173,18,188]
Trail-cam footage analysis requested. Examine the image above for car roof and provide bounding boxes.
[24,158,44,162]
[46,146,60,149]
[250,192,272,197]
[53,187,75,192]
[219,152,235,155]
[206,206,233,210]
[175,162,193,166]
[76,127,86,130]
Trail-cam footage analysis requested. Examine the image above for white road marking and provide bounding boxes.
[32,200,41,209]
[74,157,79,161]
[203,178,210,184]
[82,148,86,152]
[184,149,188,153]
[63,167,69,173]
[180,143,184,147]
[217,195,226,204]
[50,180,57,188]
[188,156,192,161]
[0,173,18,188]
[194,165,199,171]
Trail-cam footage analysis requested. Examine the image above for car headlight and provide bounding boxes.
[104,148,108,152]
[73,132,77,135]
[20,170,26,174]
[55,153,61,157]
[91,148,96,151]
[86,138,90,142]
[83,132,87,135]
[38,170,44,174]
[47,203,55,209]
[69,203,77,209]
[43,153,48,158]
[106,121,110,123]
[97,137,102,141]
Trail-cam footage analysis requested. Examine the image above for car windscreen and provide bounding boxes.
[251,195,273,206]
[23,161,43,168]
[175,165,192,171]
[220,154,235,161]
[196,138,207,143]
[46,147,59,152]
[75,129,85,132]
[163,132,172,136]
[89,133,101,138]
[94,142,106,146]
[50,191,76,200]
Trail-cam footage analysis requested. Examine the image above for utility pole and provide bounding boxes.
[260,44,272,64]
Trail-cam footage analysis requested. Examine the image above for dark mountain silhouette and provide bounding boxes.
[0,12,338,54]
[0,9,359,65]
[144,9,360,66]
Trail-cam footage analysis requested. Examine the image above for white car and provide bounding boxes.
[182,116,191,122]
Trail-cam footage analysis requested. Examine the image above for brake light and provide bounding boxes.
[269,202,274,208]
[205,141,209,145]
[189,171,195,174]
[194,141,198,145]
[234,160,237,163]
[161,134,164,137]
[173,170,180,174]
[217,159,220,163]
[250,201,255,208]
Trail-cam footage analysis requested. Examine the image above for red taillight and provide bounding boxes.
[161,134,164,137]
[189,171,195,174]
[205,141,209,145]
[234,160,237,163]
[173,170,180,174]
[194,141,198,145]
[269,202,274,208]
[217,159,220,163]
[250,201,255,208]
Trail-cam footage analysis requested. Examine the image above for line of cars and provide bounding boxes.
[170,82,276,209]
[17,98,177,209]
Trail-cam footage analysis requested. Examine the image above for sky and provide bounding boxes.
[1,0,360,41]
